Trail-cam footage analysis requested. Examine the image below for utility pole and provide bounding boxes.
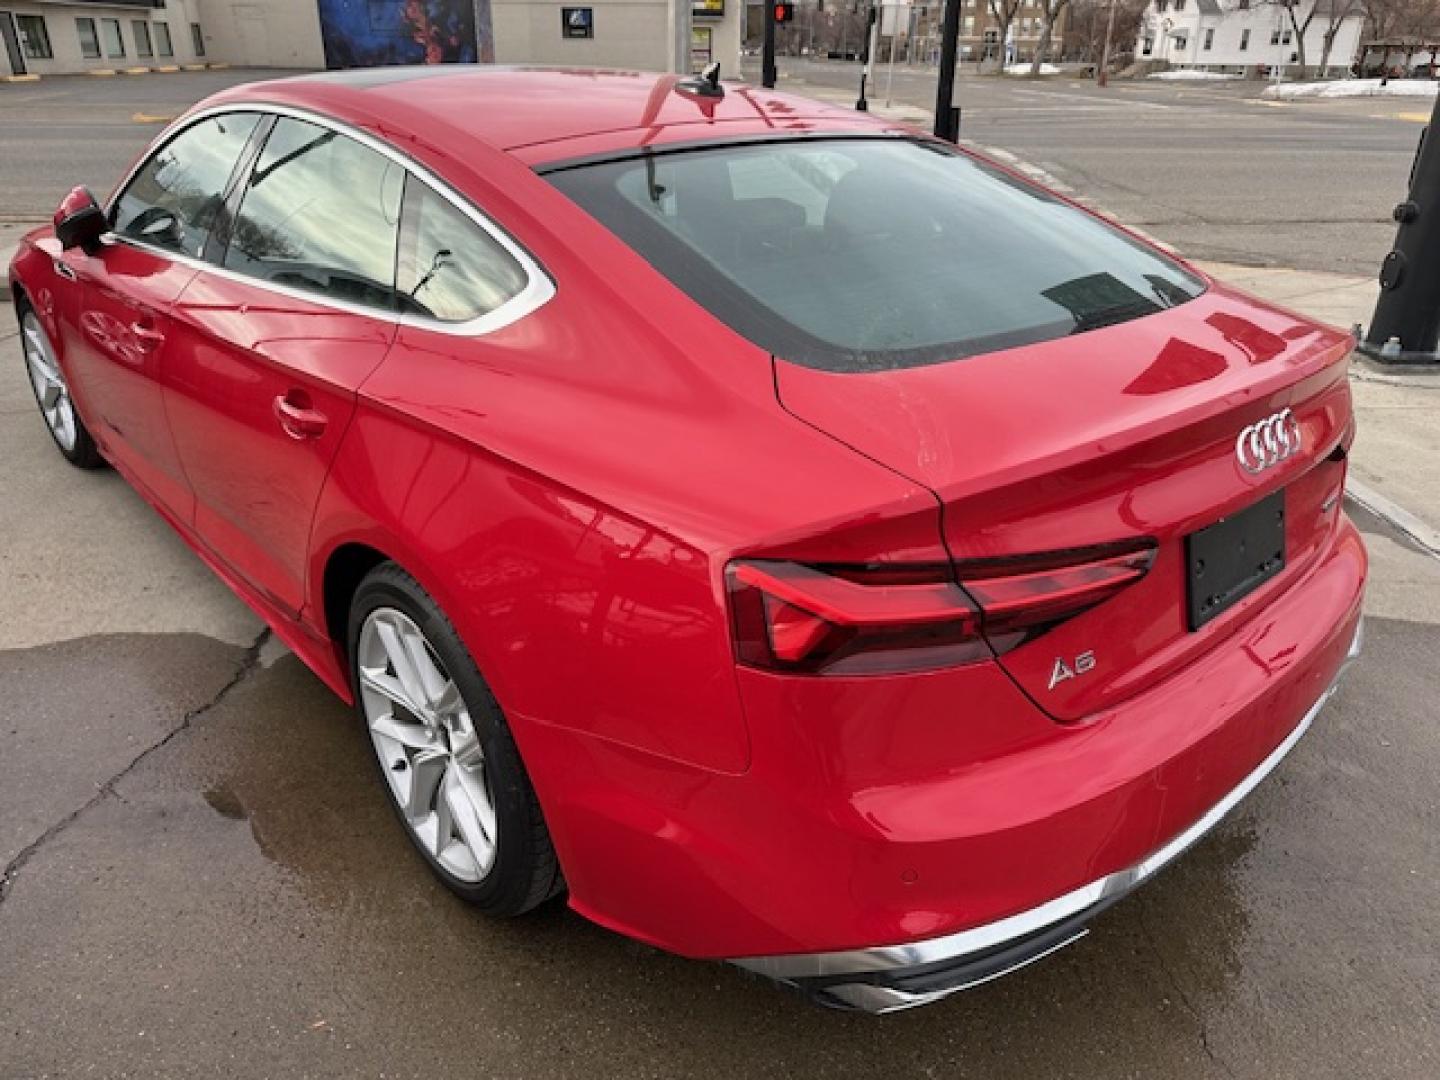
[933,0,962,141]
[1360,88,1440,364]
[856,4,879,110]
[763,1,777,88]
[1097,0,1117,87]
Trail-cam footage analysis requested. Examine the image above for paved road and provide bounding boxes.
[0,65,1421,278]
[756,59,1421,276]
[3,69,1439,1079]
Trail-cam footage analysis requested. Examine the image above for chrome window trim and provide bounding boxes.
[103,102,556,337]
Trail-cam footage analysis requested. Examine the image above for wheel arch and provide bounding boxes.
[319,539,396,677]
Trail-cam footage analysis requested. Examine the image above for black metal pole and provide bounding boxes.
[933,0,962,141]
[1361,88,1440,364]
[763,2,777,89]
[856,5,878,111]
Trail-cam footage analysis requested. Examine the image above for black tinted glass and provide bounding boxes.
[547,139,1206,372]
[224,118,404,311]
[113,112,261,259]
[396,176,528,323]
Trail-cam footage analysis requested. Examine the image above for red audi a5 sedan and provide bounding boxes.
[10,67,1365,1012]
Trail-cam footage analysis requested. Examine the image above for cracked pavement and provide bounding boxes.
[2,73,1439,1080]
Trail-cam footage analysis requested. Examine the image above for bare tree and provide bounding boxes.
[1316,0,1366,75]
[1262,1,1319,75]
[988,0,1025,70]
[1031,0,1074,73]
[1064,0,1147,65]
[1263,0,1364,77]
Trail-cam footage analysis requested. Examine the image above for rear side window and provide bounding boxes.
[396,175,528,323]
[112,112,261,259]
[224,117,404,311]
[546,138,1206,372]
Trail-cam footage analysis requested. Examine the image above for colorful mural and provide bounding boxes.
[317,0,492,69]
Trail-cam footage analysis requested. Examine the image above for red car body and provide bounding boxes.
[9,68,1365,1011]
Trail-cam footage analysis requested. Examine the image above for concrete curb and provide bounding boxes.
[1346,478,1440,560]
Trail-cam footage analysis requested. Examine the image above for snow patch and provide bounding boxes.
[1005,63,1061,76]
[1148,70,1242,81]
[1262,78,1439,100]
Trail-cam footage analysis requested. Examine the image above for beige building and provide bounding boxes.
[1,1,741,78]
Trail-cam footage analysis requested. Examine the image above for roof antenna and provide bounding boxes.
[677,62,723,99]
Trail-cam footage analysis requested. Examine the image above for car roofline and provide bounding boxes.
[530,128,931,176]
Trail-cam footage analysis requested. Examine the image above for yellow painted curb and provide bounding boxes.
[87,69,118,77]
[1,73,41,83]
[180,63,207,72]
[155,65,180,73]
[122,66,151,75]
[132,112,177,124]
[206,62,230,70]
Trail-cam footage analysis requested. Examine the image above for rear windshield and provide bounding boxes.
[546,137,1205,373]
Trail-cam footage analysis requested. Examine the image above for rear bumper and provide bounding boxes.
[731,618,1363,1013]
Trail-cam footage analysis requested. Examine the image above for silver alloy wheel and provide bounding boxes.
[358,607,498,882]
[21,310,78,453]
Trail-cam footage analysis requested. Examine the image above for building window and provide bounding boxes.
[133,21,153,59]
[1143,36,1154,56]
[16,15,52,59]
[1282,30,1291,44]
[76,18,100,59]
[1240,29,1250,51]
[1239,0,1249,8]
[1175,34,1188,51]
[1157,0,1168,11]
[100,18,125,59]
[191,23,205,57]
[1270,30,1280,45]
[1175,0,1186,9]
[1204,28,1214,50]
[154,22,174,58]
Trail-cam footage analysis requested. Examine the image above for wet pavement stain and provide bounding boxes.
[0,622,1436,1078]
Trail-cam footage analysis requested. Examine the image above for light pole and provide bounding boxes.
[933,0,962,140]
[856,3,879,110]
[763,1,777,88]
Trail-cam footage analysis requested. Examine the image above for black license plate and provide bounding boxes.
[1185,490,1286,630]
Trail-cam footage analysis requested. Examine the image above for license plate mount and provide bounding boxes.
[1185,490,1287,631]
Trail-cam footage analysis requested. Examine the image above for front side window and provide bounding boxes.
[101,18,124,59]
[396,177,528,322]
[17,15,52,59]
[548,139,1205,373]
[1204,28,1214,50]
[191,23,205,57]
[223,118,404,311]
[76,18,100,59]
[155,21,173,58]
[1240,29,1250,51]
[112,112,262,258]
[133,20,153,59]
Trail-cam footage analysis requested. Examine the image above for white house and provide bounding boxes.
[1135,0,1367,77]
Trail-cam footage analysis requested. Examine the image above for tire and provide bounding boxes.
[347,562,562,915]
[16,297,105,470]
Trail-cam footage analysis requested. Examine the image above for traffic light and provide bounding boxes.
[773,2,795,24]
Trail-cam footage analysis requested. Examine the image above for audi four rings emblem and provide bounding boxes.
[1235,408,1302,475]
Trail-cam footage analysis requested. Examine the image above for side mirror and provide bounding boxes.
[53,186,108,252]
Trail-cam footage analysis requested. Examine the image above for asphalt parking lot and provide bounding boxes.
[3,70,1439,1079]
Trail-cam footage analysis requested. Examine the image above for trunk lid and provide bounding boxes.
[773,284,1355,720]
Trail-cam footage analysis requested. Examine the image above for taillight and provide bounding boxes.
[727,540,1154,675]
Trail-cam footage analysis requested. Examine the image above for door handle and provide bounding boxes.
[130,321,165,352]
[273,392,328,440]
